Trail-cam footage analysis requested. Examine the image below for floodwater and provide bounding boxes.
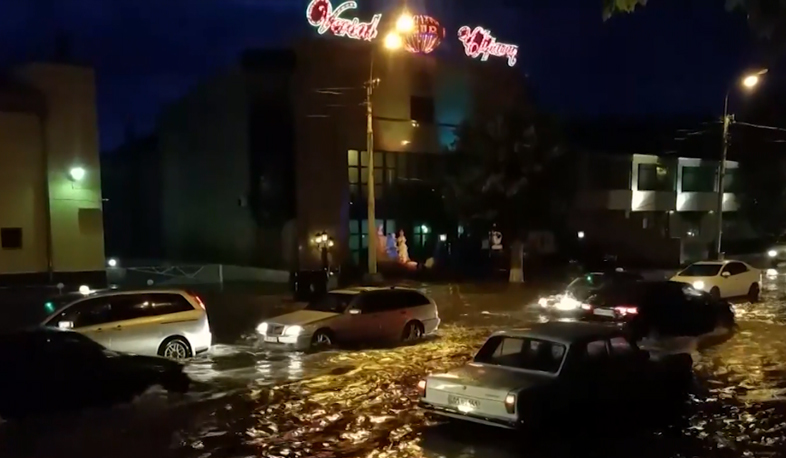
[2,279,786,458]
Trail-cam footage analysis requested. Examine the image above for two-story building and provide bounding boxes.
[573,151,744,265]
[152,30,525,270]
[0,62,105,286]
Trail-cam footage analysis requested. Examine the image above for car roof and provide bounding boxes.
[330,286,420,295]
[492,322,622,345]
[48,288,192,303]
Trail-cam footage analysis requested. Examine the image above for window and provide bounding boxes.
[723,262,748,276]
[51,298,114,328]
[609,337,634,355]
[131,294,194,317]
[401,291,430,307]
[681,166,715,192]
[1,227,22,249]
[637,164,674,192]
[358,291,396,314]
[348,150,398,202]
[678,263,722,277]
[305,293,356,313]
[474,336,566,374]
[412,69,433,94]
[413,223,431,248]
[410,96,435,124]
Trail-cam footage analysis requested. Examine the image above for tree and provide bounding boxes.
[606,0,786,36]
[442,109,567,280]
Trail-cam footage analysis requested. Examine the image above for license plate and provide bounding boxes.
[447,394,479,408]
[264,336,278,343]
[593,308,616,317]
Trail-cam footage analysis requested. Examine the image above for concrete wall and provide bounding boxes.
[0,112,48,274]
[9,63,105,274]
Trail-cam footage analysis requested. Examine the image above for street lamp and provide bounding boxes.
[68,166,85,181]
[715,69,766,259]
[365,11,411,277]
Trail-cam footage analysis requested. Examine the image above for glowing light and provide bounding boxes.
[396,13,414,33]
[306,0,381,41]
[78,285,91,295]
[384,32,403,50]
[107,258,118,267]
[403,15,445,54]
[68,166,86,181]
[457,26,518,67]
[742,75,759,89]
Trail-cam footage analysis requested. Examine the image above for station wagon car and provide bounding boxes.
[256,286,440,350]
[418,322,691,429]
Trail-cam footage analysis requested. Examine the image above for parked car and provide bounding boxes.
[670,260,761,301]
[417,322,691,430]
[256,286,440,350]
[537,270,643,315]
[0,327,191,420]
[767,236,786,269]
[41,289,212,360]
[583,280,735,339]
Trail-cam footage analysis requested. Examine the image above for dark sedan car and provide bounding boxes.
[582,280,735,339]
[537,270,644,316]
[0,328,191,421]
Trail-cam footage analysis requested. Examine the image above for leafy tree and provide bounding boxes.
[442,109,568,271]
[604,0,786,39]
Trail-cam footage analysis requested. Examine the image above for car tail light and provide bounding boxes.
[504,393,516,413]
[188,292,206,310]
[580,303,592,311]
[417,379,427,396]
[614,305,638,315]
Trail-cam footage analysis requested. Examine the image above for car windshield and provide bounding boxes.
[474,336,566,374]
[305,293,355,313]
[566,274,605,300]
[679,264,722,277]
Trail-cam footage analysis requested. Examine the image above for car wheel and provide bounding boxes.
[747,283,760,303]
[158,337,192,360]
[710,287,721,301]
[402,321,424,342]
[310,329,333,349]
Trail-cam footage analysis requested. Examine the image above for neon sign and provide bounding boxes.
[404,15,445,54]
[457,26,518,67]
[306,0,381,41]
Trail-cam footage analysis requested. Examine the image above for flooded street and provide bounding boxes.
[3,278,786,458]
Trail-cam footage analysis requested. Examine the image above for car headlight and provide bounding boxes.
[769,250,778,258]
[538,297,549,308]
[556,296,580,311]
[693,281,705,290]
[283,325,303,336]
[256,322,268,334]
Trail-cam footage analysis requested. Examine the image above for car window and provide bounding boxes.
[474,336,566,374]
[401,291,430,308]
[129,293,195,318]
[305,293,356,313]
[725,262,747,276]
[586,340,608,358]
[679,264,722,277]
[49,298,114,328]
[358,291,394,313]
[608,337,635,356]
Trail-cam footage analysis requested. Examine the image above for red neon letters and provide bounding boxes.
[457,26,518,67]
[306,0,381,41]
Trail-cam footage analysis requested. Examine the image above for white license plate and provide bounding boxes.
[447,394,479,408]
[264,336,279,343]
[593,308,616,317]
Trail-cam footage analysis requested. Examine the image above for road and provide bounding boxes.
[1,277,786,458]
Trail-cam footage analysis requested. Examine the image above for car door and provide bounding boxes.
[347,292,389,342]
[49,298,117,348]
[721,262,748,297]
[570,339,613,404]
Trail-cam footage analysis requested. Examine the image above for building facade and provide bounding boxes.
[573,152,746,264]
[0,63,105,285]
[152,34,525,271]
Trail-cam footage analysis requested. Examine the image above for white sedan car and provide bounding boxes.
[670,260,761,301]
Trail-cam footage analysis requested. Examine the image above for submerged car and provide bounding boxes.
[418,322,691,430]
[537,270,643,315]
[670,260,761,301]
[41,289,212,359]
[0,328,190,420]
[256,286,440,350]
[583,280,735,339]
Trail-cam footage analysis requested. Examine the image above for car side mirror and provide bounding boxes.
[348,309,361,315]
[721,271,731,278]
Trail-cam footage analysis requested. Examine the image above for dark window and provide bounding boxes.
[637,164,674,191]
[609,337,634,355]
[1,227,22,249]
[401,291,430,307]
[50,298,114,328]
[410,96,435,124]
[305,293,356,313]
[127,293,194,318]
[586,340,608,358]
[474,336,566,373]
[358,291,392,313]
[723,262,747,276]
[590,159,631,190]
[681,166,715,192]
[679,263,722,277]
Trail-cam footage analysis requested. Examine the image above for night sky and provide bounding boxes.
[0,0,755,152]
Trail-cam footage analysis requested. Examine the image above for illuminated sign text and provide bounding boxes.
[306,0,381,41]
[457,26,518,67]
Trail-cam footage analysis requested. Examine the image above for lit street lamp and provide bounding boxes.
[365,11,412,277]
[68,166,85,181]
[715,69,766,259]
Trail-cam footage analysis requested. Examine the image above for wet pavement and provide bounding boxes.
[2,278,786,457]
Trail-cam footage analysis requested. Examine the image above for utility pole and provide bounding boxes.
[366,50,378,276]
[715,93,730,260]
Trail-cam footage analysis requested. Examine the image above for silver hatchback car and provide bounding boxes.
[41,289,212,360]
[256,286,441,350]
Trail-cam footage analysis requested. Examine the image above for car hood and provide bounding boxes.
[430,362,554,392]
[267,310,339,327]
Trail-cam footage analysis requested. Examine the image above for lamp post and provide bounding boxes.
[714,69,766,259]
[365,12,412,276]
